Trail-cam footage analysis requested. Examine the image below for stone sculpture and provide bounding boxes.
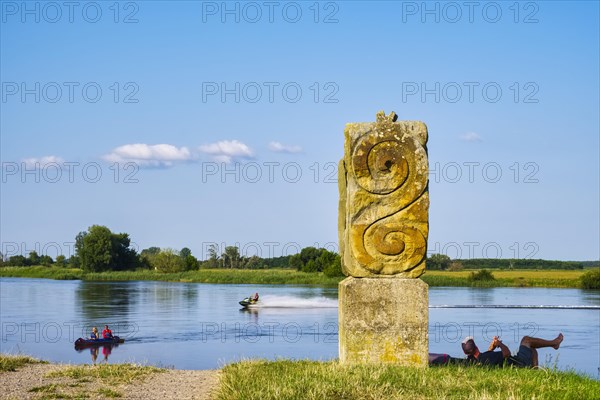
[338,110,429,278]
[338,111,429,366]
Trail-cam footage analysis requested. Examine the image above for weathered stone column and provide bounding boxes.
[338,111,429,367]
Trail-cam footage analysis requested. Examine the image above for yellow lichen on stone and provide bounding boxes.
[338,277,428,367]
[339,111,429,278]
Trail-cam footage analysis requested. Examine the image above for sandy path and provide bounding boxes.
[122,369,220,400]
[0,363,220,400]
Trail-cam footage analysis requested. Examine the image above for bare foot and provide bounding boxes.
[553,333,564,350]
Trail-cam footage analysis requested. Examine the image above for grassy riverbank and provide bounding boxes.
[0,266,594,288]
[216,359,600,400]
[3,355,598,400]
[0,354,167,399]
[0,354,46,372]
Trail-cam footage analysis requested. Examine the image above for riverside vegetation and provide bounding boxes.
[216,359,600,400]
[2,224,598,288]
[0,354,46,372]
[1,265,598,289]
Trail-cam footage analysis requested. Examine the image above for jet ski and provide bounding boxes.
[239,297,259,308]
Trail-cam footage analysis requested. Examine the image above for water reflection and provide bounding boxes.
[468,288,495,304]
[76,282,134,320]
[75,343,120,365]
[147,284,198,304]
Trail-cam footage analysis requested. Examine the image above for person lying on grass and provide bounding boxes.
[461,333,564,367]
[428,333,564,367]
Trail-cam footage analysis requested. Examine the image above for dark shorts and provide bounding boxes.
[507,345,534,367]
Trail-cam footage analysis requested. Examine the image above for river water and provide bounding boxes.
[1,278,598,378]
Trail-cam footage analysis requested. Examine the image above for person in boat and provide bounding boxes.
[461,333,564,368]
[251,292,259,303]
[102,325,113,339]
[90,327,99,340]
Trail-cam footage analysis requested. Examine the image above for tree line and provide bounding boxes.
[2,225,596,273]
[427,254,589,271]
[0,225,344,276]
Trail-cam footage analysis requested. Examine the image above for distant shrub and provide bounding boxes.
[448,262,464,272]
[323,255,344,277]
[580,269,600,289]
[469,269,495,281]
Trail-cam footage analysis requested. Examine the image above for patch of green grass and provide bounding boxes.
[0,266,83,280]
[28,383,79,399]
[216,360,600,400]
[46,363,164,385]
[0,354,47,372]
[96,387,123,398]
[29,383,61,393]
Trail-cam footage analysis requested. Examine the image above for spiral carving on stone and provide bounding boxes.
[339,111,429,277]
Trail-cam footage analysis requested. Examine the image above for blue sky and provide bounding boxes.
[1,1,598,261]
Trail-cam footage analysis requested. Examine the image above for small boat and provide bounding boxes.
[239,297,259,308]
[74,336,124,349]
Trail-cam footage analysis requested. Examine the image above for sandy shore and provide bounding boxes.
[0,362,219,400]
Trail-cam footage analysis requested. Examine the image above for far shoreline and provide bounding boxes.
[0,266,594,289]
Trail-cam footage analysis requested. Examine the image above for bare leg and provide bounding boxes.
[531,348,539,367]
[520,333,563,350]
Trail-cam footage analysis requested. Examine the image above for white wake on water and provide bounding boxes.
[254,295,338,308]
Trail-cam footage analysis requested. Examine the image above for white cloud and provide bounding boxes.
[22,155,66,169]
[103,143,193,167]
[198,140,253,163]
[459,132,482,142]
[268,141,302,154]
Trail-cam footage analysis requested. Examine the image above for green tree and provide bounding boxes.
[76,225,139,272]
[299,247,321,265]
[7,255,27,266]
[203,244,220,269]
[110,232,139,270]
[303,259,317,272]
[151,248,185,273]
[289,254,303,270]
[55,255,67,267]
[78,225,113,271]
[448,261,464,272]
[141,247,161,256]
[28,251,41,266]
[323,254,344,277]
[39,255,54,266]
[180,247,192,259]
[314,251,336,272]
[222,246,241,269]
[184,255,199,270]
[140,247,161,269]
[428,254,451,270]
[75,231,87,261]
[179,247,198,270]
[67,255,80,268]
[245,255,262,269]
